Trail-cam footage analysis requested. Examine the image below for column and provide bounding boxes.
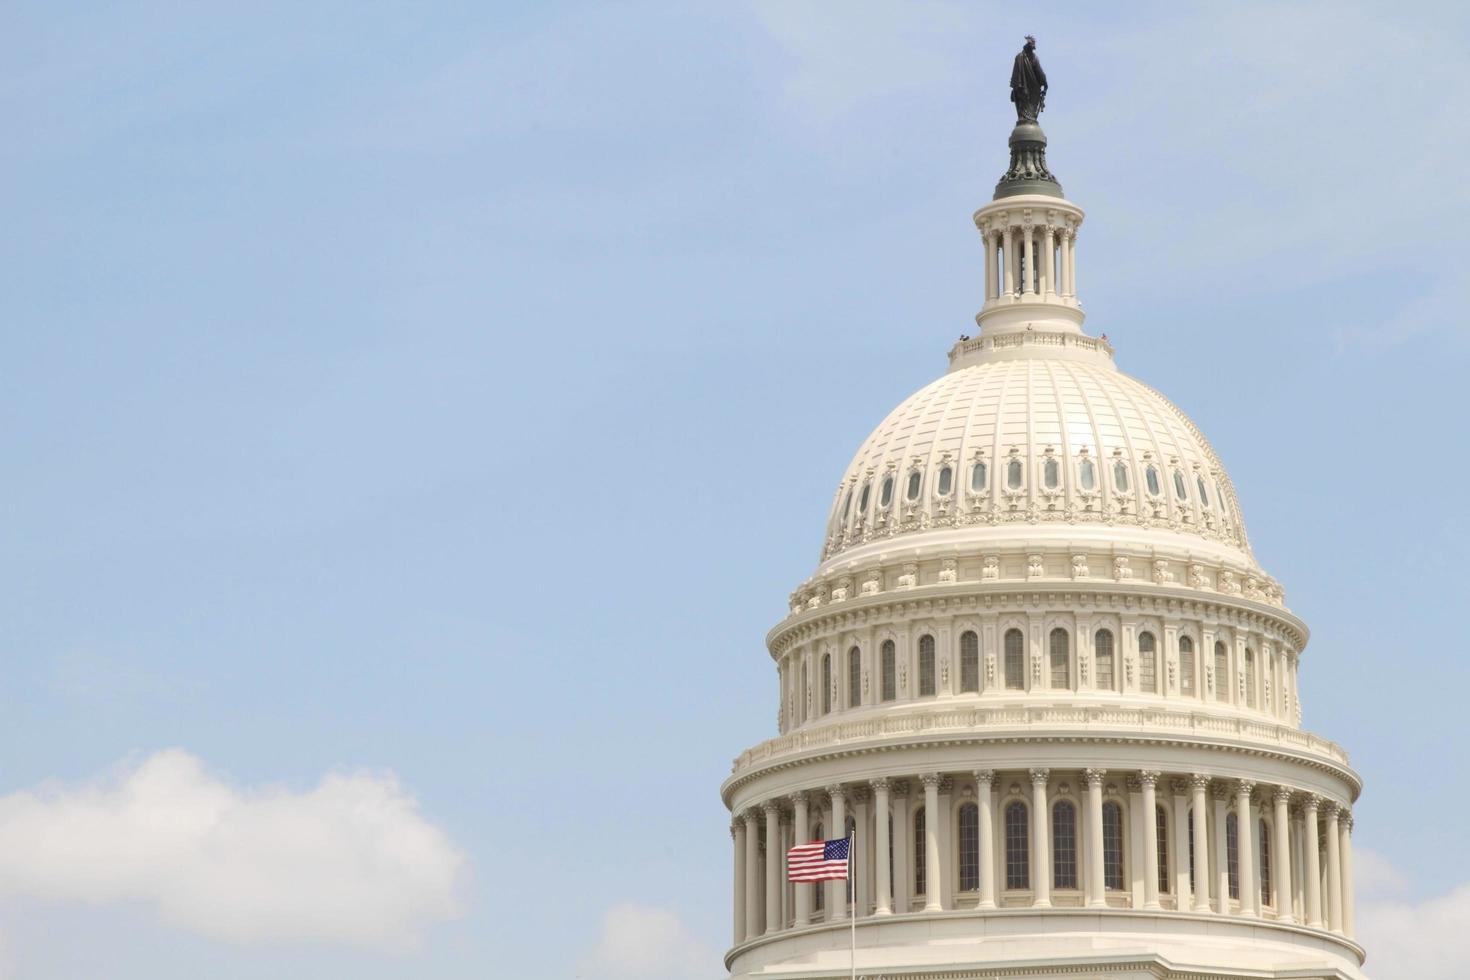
[1212,784,1230,914]
[854,788,872,917]
[975,770,997,908]
[1030,768,1051,907]
[791,792,811,926]
[1066,230,1077,299]
[1127,775,1146,907]
[1273,787,1294,922]
[921,774,944,911]
[743,808,761,941]
[1324,803,1343,933]
[1041,226,1055,297]
[828,786,848,921]
[1235,782,1256,917]
[1002,226,1016,296]
[893,782,912,913]
[872,779,892,915]
[1141,771,1161,909]
[1020,226,1035,296]
[1086,768,1106,907]
[1341,812,1356,938]
[764,801,782,934]
[1171,779,1192,907]
[733,821,747,944]
[1291,807,1306,922]
[983,231,997,301]
[1190,776,1212,912]
[1303,796,1323,927]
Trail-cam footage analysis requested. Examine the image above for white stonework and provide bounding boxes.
[721,123,1366,979]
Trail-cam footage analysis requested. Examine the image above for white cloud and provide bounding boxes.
[576,903,718,980]
[0,750,465,951]
[1354,847,1470,980]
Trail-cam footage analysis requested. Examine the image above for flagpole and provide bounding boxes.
[848,828,856,980]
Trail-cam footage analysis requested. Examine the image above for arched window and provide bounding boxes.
[971,460,988,492]
[1005,801,1029,889]
[1113,459,1130,492]
[1004,628,1026,690]
[1052,801,1078,889]
[1049,627,1070,689]
[1095,629,1116,692]
[960,631,980,693]
[1145,464,1161,497]
[1079,457,1097,490]
[812,822,825,911]
[958,803,980,891]
[847,647,861,708]
[1245,648,1257,708]
[1214,641,1230,702]
[1103,802,1125,890]
[1007,458,1024,490]
[1156,805,1171,895]
[821,654,832,714]
[1226,812,1240,899]
[914,808,927,897]
[880,475,894,509]
[906,471,922,502]
[1259,818,1272,907]
[800,661,808,721]
[881,640,897,702]
[1138,631,1157,694]
[937,465,953,496]
[1187,808,1196,891]
[1179,636,1196,696]
[1173,470,1188,500]
[840,488,852,520]
[858,482,871,515]
[918,635,936,697]
[1197,475,1210,507]
[1043,457,1060,489]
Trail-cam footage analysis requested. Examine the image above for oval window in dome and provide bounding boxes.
[880,475,894,508]
[937,465,953,496]
[1197,476,1210,508]
[971,461,988,492]
[1145,465,1161,496]
[858,482,871,514]
[1079,458,1096,490]
[1113,460,1129,492]
[1007,459,1024,490]
[1173,470,1188,500]
[1043,458,1060,489]
[841,489,853,520]
[906,471,922,501]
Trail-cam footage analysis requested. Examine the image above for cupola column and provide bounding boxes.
[1341,813,1356,937]
[1042,225,1056,298]
[1067,229,1077,299]
[1212,783,1231,914]
[1171,779,1193,906]
[975,770,998,908]
[871,779,893,915]
[1273,787,1295,922]
[983,231,997,300]
[827,786,849,920]
[1020,225,1035,296]
[1190,775,1212,912]
[920,774,944,911]
[1029,769,1052,907]
[790,792,811,926]
[1002,226,1016,296]
[1303,796,1324,927]
[743,808,761,940]
[1086,768,1106,906]
[763,801,782,934]
[732,821,747,944]
[1235,782,1256,916]
[1324,803,1343,933]
[1141,771,1162,909]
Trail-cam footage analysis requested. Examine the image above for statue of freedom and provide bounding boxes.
[1010,35,1047,122]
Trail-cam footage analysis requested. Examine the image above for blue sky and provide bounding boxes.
[1,2,1467,978]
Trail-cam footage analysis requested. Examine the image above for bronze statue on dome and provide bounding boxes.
[1010,35,1047,122]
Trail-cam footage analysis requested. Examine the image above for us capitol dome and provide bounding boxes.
[720,43,1365,980]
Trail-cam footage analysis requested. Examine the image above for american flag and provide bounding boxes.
[787,837,850,882]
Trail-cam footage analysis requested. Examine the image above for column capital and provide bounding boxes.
[1029,767,1051,786]
[1235,780,1256,800]
[1170,777,1191,795]
[1272,786,1294,806]
[826,784,847,805]
[891,779,911,797]
[850,785,872,805]
[743,807,761,824]
[1126,774,1143,792]
[788,791,809,809]
[1343,811,1354,831]
[1189,773,1211,792]
[1322,801,1343,820]
[1301,793,1322,812]
[1211,782,1231,802]
[973,769,996,787]
[1139,770,1162,788]
[869,777,890,795]
[919,772,943,790]
[731,821,740,839]
[762,799,782,817]
[1084,767,1106,787]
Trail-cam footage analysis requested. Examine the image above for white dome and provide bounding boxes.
[821,338,1258,574]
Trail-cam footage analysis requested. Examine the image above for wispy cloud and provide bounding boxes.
[1357,847,1470,980]
[0,750,466,951]
[575,903,718,980]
